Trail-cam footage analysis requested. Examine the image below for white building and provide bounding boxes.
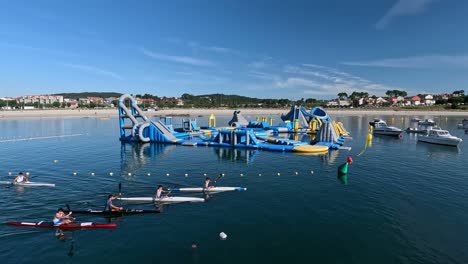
[19,95,63,104]
[424,94,436,105]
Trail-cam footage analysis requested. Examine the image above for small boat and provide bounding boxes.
[457,119,468,129]
[417,128,463,146]
[405,127,428,134]
[405,125,441,134]
[0,181,55,187]
[118,196,205,203]
[168,187,247,193]
[71,208,161,216]
[371,120,402,136]
[418,119,436,126]
[6,221,116,229]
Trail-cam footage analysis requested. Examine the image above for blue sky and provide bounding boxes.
[0,0,467,99]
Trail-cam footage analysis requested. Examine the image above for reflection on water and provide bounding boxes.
[416,141,461,160]
[214,148,257,163]
[120,143,176,176]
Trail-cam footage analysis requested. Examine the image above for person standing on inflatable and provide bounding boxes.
[337,156,353,185]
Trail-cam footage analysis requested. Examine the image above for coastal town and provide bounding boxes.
[0,89,466,110]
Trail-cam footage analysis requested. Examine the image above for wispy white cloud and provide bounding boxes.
[275,77,321,89]
[166,38,238,55]
[141,47,215,66]
[342,54,468,68]
[376,0,436,30]
[0,42,78,57]
[277,64,402,97]
[62,63,123,80]
[247,71,280,81]
[244,61,401,97]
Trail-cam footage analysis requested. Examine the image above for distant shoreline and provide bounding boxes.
[0,108,467,119]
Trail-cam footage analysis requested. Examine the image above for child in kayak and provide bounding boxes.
[104,194,123,212]
[13,172,29,184]
[53,208,73,226]
[155,185,169,200]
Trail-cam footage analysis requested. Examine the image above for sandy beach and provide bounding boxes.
[0,108,467,119]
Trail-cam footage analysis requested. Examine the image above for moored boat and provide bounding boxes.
[417,128,462,147]
[457,119,468,129]
[371,120,402,136]
[418,119,436,126]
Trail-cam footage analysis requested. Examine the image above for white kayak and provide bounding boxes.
[118,196,205,203]
[0,181,55,187]
[168,187,247,193]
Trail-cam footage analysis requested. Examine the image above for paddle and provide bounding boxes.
[214,173,224,185]
[64,204,75,222]
[117,183,124,211]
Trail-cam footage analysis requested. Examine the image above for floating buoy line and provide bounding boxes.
[4,170,316,178]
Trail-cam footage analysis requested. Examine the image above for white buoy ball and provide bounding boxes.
[311,170,314,174]
[240,173,244,177]
[147,173,151,176]
[73,172,77,176]
[185,173,188,177]
[219,232,227,240]
[128,172,132,176]
[222,173,225,176]
[26,172,30,176]
[8,172,12,176]
[53,160,58,163]
[109,172,114,176]
[259,173,262,176]
[203,173,207,176]
[277,172,281,176]
[91,172,95,176]
[295,171,299,175]
[166,173,170,176]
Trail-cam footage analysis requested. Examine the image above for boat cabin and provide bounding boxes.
[373,121,388,129]
[428,130,449,137]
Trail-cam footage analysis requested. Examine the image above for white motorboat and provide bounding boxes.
[418,128,462,147]
[371,120,402,136]
[418,119,436,126]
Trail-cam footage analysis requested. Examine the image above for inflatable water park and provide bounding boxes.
[118,94,350,153]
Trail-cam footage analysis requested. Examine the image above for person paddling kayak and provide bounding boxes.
[204,177,215,189]
[155,185,170,200]
[104,194,123,212]
[13,172,29,184]
[53,208,73,226]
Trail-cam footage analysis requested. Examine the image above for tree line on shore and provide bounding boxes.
[1,90,467,110]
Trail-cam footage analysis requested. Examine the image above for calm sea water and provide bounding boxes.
[0,113,467,264]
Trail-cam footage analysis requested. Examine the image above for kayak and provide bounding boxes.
[118,196,205,203]
[6,221,116,229]
[167,187,247,193]
[71,209,161,216]
[0,181,55,187]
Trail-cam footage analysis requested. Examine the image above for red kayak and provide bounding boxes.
[6,221,116,229]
